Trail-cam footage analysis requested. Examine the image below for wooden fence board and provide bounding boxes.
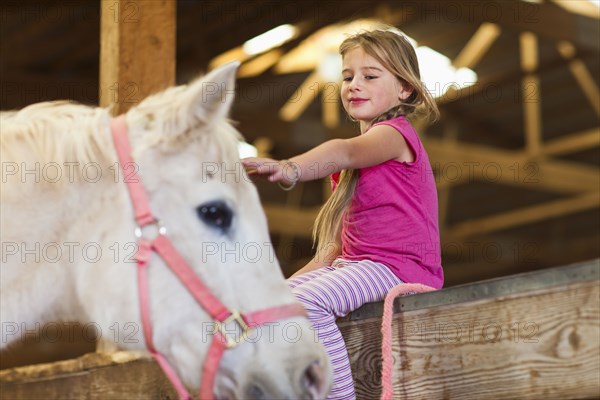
[0,352,176,399]
[339,261,600,400]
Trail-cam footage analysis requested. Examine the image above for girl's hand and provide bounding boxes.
[242,158,300,190]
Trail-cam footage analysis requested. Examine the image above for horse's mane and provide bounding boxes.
[0,86,243,170]
[0,101,113,165]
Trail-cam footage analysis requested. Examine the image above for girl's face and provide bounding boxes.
[340,47,412,129]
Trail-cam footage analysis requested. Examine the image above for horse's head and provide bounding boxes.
[116,63,331,399]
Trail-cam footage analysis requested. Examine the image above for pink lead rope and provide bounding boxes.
[110,115,307,400]
[380,283,437,400]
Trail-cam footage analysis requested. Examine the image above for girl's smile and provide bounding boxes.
[348,97,368,105]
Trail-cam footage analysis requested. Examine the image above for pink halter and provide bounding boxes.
[110,115,307,400]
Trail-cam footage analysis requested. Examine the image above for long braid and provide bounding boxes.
[370,105,407,126]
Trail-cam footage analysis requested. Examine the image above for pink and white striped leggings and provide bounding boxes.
[287,258,403,400]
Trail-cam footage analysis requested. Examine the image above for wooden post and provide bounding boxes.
[519,32,542,158]
[99,0,175,115]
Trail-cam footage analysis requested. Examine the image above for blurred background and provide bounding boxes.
[1,0,599,369]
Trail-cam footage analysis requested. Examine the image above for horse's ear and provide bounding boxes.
[184,61,240,125]
[132,62,240,140]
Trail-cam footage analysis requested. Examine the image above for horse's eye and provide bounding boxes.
[196,201,233,233]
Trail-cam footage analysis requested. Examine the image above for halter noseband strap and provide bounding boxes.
[110,115,306,400]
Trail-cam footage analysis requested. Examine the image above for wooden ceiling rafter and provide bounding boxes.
[424,137,599,194]
[445,190,600,239]
[237,49,284,78]
[551,0,600,19]
[321,82,340,128]
[279,71,324,122]
[557,40,600,116]
[436,22,597,243]
[414,0,600,52]
[452,22,501,69]
[519,31,542,157]
[542,127,600,157]
[439,45,597,109]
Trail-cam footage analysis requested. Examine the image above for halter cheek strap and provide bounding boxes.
[110,115,306,400]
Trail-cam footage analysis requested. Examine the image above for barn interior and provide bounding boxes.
[1,0,599,380]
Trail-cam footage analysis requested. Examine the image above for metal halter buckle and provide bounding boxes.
[214,312,252,349]
[134,219,167,240]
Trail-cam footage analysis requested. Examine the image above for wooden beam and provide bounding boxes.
[520,32,542,157]
[237,50,283,78]
[99,0,175,115]
[209,47,248,70]
[552,0,600,19]
[338,262,600,399]
[565,58,600,115]
[415,0,600,51]
[446,191,600,239]
[322,82,340,128]
[542,127,600,156]
[0,352,177,399]
[438,50,591,106]
[279,72,323,121]
[520,32,538,73]
[453,22,501,69]
[557,41,600,116]
[424,138,599,194]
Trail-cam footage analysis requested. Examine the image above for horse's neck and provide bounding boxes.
[0,118,135,346]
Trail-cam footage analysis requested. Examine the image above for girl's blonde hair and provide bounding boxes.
[312,26,439,253]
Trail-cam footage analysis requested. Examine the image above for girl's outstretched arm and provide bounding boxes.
[242,124,412,185]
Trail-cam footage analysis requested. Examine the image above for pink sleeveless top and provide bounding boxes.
[332,116,443,288]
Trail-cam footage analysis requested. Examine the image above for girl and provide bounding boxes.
[243,27,443,399]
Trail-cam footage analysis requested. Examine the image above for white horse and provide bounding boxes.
[0,63,331,399]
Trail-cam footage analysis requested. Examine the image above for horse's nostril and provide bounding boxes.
[304,361,319,388]
[302,360,329,399]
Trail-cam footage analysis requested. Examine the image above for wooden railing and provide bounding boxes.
[1,260,598,399]
[337,259,599,400]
